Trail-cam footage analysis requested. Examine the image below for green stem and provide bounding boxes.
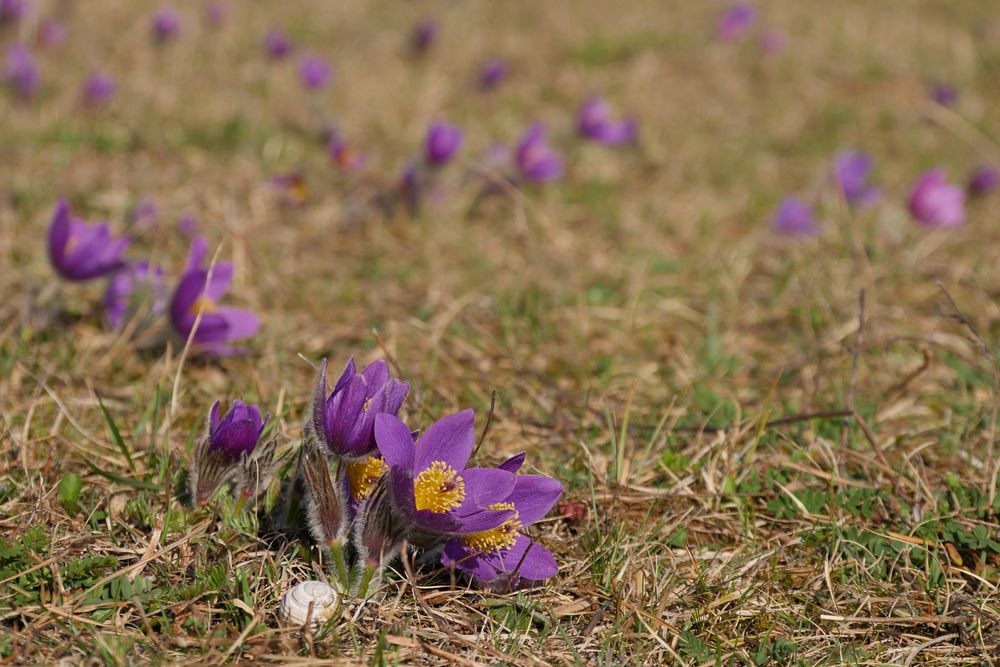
[329,540,350,592]
[354,563,378,600]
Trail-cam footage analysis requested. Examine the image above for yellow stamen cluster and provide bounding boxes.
[189,295,218,317]
[414,461,465,513]
[461,502,521,553]
[346,456,388,500]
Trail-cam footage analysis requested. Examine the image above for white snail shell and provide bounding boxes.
[279,580,340,627]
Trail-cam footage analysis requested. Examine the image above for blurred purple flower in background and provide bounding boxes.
[37,19,66,48]
[48,199,129,281]
[967,166,999,198]
[0,0,27,25]
[151,7,181,43]
[929,82,957,107]
[478,58,508,90]
[203,1,227,29]
[328,133,366,172]
[425,122,463,166]
[178,214,198,237]
[908,169,965,228]
[411,19,437,54]
[104,261,166,328]
[5,43,38,100]
[716,3,756,42]
[577,97,637,146]
[759,29,786,56]
[81,71,116,107]
[772,196,818,237]
[298,54,331,90]
[270,172,309,206]
[169,235,260,355]
[833,150,880,206]
[516,125,563,183]
[264,28,292,59]
[130,197,158,228]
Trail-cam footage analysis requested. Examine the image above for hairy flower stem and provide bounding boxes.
[329,539,350,592]
[353,563,378,599]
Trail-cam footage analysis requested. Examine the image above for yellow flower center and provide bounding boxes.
[189,295,218,317]
[346,456,388,501]
[460,502,522,553]
[413,461,465,513]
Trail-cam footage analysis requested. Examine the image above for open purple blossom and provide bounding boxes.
[968,166,999,198]
[716,3,755,42]
[908,169,965,228]
[48,199,129,281]
[442,453,563,586]
[577,97,637,146]
[411,19,437,53]
[0,0,27,25]
[104,261,166,329]
[516,125,563,183]
[169,235,260,355]
[81,71,116,107]
[478,58,508,90]
[375,410,517,539]
[425,122,463,166]
[298,54,331,90]
[5,43,38,100]
[151,7,180,43]
[833,150,880,206]
[264,28,292,59]
[37,19,67,48]
[929,82,957,107]
[190,399,269,505]
[772,196,818,237]
[202,1,227,29]
[309,358,409,459]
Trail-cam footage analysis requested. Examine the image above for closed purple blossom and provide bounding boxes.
[151,7,180,43]
[411,19,437,53]
[190,399,270,505]
[516,125,563,183]
[908,169,965,228]
[298,54,331,90]
[772,196,818,237]
[310,358,409,459]
[425,122,463,166]
[208,400,268,459]
[577,97,637,146]
[169,236,260,355]
[478,58,507,90]
[264,28,292,59]
[0,0,27,24]
[442,453,563,586]
[833,150,880,206]
[37,19,67,48]
[5,43,38,100]
[81,71,116,106]
[968,166,999,198]
[375,410,517,538]
[104,261,166,328]
[716,3,756,42]
[48,199,129,281]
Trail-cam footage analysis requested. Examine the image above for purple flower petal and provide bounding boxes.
[507,475,563,526]
[413,409,474,473]
[375,413,415,469]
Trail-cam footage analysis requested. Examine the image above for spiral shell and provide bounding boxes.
[279,580,339,627]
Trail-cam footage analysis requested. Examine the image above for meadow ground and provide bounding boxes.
[3,0,1000,664]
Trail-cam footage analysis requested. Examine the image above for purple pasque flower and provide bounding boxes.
[908,169,965,228]
[80,71,116,106]
[968,166,999,198]
[0,0,27,24]
[478,58,508,90]
[298,54,331,90]
[104,261,166,328]
[716,3,756,42]
[264,28,292,59]
[833,150,880,206]
[48,199,129,281]
[515,125,563,183]
[169,235,260,355]
[151,6,180,43]
[178,214,198,237]
[37,19,67,48]
[190,399,269,505]
[929,82,957,107]
[328,133,366,172]
[309,357,409,459]
[772,195,818,237]
[411,19,437,53]
[424,121,463,166]
[577,97,637,146]
[5,43,38,100]
[375,410,517,540]
[441,452,562,585]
